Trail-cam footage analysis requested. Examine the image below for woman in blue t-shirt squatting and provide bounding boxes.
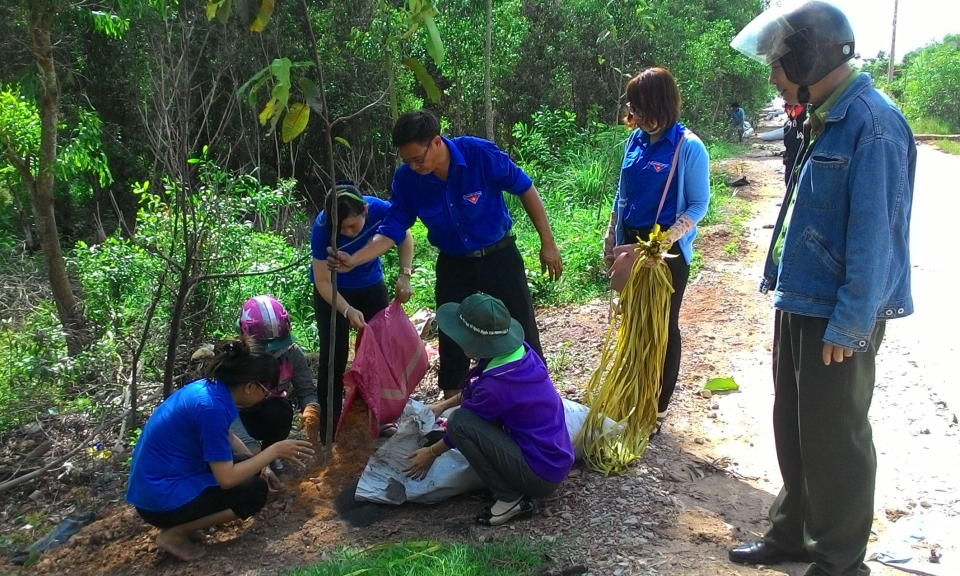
[126,337,314,561]
[310,184,414,439]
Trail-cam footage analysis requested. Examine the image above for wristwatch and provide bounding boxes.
[400,267,413,276]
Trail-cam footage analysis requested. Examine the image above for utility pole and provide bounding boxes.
[887,0,898,82]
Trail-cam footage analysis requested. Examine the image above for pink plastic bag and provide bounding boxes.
[339,299,429,437]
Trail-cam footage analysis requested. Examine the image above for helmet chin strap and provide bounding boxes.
[798,85,811,105]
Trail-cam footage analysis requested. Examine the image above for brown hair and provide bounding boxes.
[205,334,278,390]
[623,67,682,132]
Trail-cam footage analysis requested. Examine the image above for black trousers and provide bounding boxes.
[765,311,885,576]
[446,408,560,502]
[135,456,268,529]
[238,396,293,450]
[313,280,390,438]
[435,242,543,390]
[625,228,690,413]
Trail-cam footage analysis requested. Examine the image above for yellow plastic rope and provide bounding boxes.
[577,225,675,475]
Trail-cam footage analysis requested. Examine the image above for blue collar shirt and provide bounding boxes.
[618,122,685,231]
[310,195,390,290]
[377,136,533,256]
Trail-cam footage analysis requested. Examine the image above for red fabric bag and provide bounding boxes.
[338,299,429,437]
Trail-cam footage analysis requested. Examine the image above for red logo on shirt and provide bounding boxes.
[463,192,482,204]
[647,161,669,173]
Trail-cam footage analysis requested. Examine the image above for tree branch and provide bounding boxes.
[331,91,389,128]
[1,139,35,188]
[192,254,309,283]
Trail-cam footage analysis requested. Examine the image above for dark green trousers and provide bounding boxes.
[764,311,885,576]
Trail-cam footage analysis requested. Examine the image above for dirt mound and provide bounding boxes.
[294,400,378,515]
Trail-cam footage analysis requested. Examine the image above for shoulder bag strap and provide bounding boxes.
[652,131,686,225]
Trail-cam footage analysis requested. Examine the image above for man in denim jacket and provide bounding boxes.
[728,3,916,576]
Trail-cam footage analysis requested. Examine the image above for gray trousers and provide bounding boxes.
[446,408,559,502]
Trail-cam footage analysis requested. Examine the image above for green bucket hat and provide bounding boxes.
[436,293,524,359]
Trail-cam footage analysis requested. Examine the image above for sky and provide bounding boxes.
[772,0,960,62]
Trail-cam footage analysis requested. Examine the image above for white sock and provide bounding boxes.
[490,496,523,516]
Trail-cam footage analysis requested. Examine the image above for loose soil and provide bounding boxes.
[4,122,958,576]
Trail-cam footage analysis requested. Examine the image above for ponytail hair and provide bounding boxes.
[323,183,367,233]
[205,334,278,390]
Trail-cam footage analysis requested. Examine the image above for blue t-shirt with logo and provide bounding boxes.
[619,122,684,230]
[377,136,533,256]
[126,379,237,512]
[310,195,390,291]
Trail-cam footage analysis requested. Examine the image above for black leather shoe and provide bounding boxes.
[728,540,812,565]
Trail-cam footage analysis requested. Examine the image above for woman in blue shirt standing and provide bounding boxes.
[311,184,414,438]
[127,337,315,561]
[602,67,711,430]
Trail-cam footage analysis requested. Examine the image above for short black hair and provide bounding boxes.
[324,184,366,233]
[730,101,740,108]
[392,109,440,148]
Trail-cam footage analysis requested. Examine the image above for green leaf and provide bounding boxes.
[298,77,321,99]
[249,0,274,32]
[334,136,351,149]
[424,16,444,66]
[281,103,310,143]
[244,71,272,107]
[704,377,739,392]
[215,0,233,24]
[258,97,278,125]
[267,105,283,136]
[271,83,290,109]
[270,58,293,89]
[402,57,441,103]
[205,0,219,20]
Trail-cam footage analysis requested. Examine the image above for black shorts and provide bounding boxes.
[136,475,268,529]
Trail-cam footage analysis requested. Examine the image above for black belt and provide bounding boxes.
[459,232,515,258]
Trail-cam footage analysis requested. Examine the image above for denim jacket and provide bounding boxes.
[761,74,916,351]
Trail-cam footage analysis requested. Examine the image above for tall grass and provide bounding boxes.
[934,140,960,156]
[909,116,955,135]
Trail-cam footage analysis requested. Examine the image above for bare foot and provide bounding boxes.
[187,530,209,543]
[156,530,205,561]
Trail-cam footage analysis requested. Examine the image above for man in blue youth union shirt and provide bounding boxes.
[328,109,562,398]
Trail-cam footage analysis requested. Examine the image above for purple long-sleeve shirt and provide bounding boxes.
[443,345,574,483]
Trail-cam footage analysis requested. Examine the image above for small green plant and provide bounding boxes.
[689,250,703,277]
[724,241,739,257]
[549,341,571,382]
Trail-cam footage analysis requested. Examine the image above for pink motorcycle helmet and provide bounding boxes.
[238,295,294,355]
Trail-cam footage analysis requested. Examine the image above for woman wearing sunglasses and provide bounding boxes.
[126,336,315,562]
[311,183,414,439]
[602,67,710,431]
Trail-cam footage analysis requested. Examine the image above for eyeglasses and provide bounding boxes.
[258,382,272,399]
[401,145,431,167]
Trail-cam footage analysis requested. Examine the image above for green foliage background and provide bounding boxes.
[0,0,773,433]
[862,34,960,135]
